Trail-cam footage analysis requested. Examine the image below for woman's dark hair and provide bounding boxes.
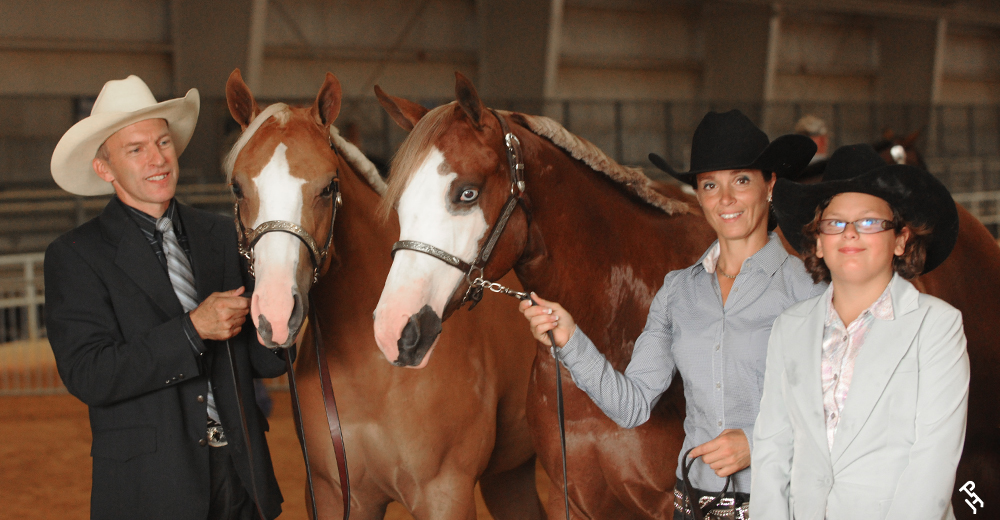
[800,196,933,283]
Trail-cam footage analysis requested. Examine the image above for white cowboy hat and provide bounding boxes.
[50,75,200,196]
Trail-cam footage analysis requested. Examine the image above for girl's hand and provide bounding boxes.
[518,292,577,348]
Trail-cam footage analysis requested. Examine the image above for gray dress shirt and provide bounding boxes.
[559,232,825,493]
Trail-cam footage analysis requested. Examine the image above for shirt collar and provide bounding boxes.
[698,232,788,277]
[824,275,896,327]
[117,197,180,235]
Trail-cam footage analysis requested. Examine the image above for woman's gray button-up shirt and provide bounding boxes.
[559,232,825,493]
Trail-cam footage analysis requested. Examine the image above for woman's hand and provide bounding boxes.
[688,429,751,477]
[518,292,577,348]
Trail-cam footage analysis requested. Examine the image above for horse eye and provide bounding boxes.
[459,188,479,203]
[321,178,337,198]
[231,181,243,199]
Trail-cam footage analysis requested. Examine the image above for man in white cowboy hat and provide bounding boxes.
[44,75,285,520]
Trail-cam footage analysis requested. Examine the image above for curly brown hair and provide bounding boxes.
[800,196,933,283]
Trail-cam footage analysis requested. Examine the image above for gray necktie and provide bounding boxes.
[156,217,221,424]
[156,217,198,312]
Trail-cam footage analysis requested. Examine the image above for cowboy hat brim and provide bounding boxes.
[649,134,817,186]
[773,163,959,274]
[50,88,200,196]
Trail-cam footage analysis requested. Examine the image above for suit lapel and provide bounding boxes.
[787,298,831,456]
[830,277,926,467]
[101,200,184,317]
[179,204,224,299]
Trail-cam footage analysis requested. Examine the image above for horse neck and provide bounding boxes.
[310,161,398,357]
[512,134,713,364]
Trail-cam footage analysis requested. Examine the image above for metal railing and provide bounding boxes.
[0,252,58,395]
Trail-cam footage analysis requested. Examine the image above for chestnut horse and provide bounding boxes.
[372,72,716,518]
[373,73,1000,519]
[223,70,543,520]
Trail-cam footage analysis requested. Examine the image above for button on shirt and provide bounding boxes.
[558,232,825,492]
[821,279,894,451]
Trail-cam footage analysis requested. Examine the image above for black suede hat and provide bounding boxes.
[648,109,817,186]
[773,144,959,274]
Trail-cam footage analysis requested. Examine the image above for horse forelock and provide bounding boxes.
[224,102,291,181]
[379,102,458,219]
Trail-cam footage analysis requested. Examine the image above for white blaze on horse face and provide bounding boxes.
[373,148,489,365]
[249,143,307,346]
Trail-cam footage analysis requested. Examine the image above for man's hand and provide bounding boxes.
[687,429,751,477]
[189,287,250,341]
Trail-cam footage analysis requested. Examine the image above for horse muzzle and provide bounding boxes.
[392,305,442,367]
[255,291,306,349]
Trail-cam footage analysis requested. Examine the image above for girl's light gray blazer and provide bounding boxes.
[750,274,969,520]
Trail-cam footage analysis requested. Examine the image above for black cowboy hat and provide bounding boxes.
[772,144,959,274]
[648,109,816,186]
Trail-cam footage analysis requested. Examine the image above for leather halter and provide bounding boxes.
[234,133,342,284]
[389,109,526,308]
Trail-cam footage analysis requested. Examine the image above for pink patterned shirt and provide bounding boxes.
[821,281,895,451]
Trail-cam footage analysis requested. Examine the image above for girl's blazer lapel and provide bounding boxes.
[829,277,925,468]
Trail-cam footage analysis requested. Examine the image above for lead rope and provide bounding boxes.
[519,293,572,520]
[310,304,351,518]
[283,347,321,518]
[681,447,733,520]
[282,310,352,520]
[225,340,269,520]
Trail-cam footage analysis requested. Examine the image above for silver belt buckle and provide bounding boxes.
[207,424,228,447]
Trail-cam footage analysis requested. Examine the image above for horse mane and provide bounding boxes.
[329,125,386,195]
[223,102,386,195]
[503,110,688,215]
[380,102,688,218]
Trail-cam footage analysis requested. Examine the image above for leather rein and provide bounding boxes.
[389,109,573,520]
[232,132,351,519]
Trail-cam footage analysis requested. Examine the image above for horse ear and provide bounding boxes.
[374,85,428,132]
[312,72,342,127]
[226,69,259,130]
[903,128,922,147]
[454,71,484,127]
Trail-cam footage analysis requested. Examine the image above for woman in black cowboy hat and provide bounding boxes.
[521,109,820,519]
[752,144,969,520]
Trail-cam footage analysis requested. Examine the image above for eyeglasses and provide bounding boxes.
[818,218,895,235]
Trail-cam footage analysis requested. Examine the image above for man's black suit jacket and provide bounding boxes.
[44,198,286,520]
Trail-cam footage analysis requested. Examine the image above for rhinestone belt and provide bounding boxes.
[673,486,750,520]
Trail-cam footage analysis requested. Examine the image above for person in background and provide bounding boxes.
[796,114,829,163]
[753,143,969,519]
[521,110,820,519]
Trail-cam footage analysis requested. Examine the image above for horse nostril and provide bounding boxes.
[258,314,273,344]
[289,292,304,327]
[395,305,442,366]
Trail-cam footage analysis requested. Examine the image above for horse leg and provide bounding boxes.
[480,455,546,520]
[405,473,478,520]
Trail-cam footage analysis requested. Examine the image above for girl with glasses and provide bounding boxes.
[752,144,970,519]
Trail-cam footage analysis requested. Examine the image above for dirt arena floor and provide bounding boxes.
[0,391,552,519]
